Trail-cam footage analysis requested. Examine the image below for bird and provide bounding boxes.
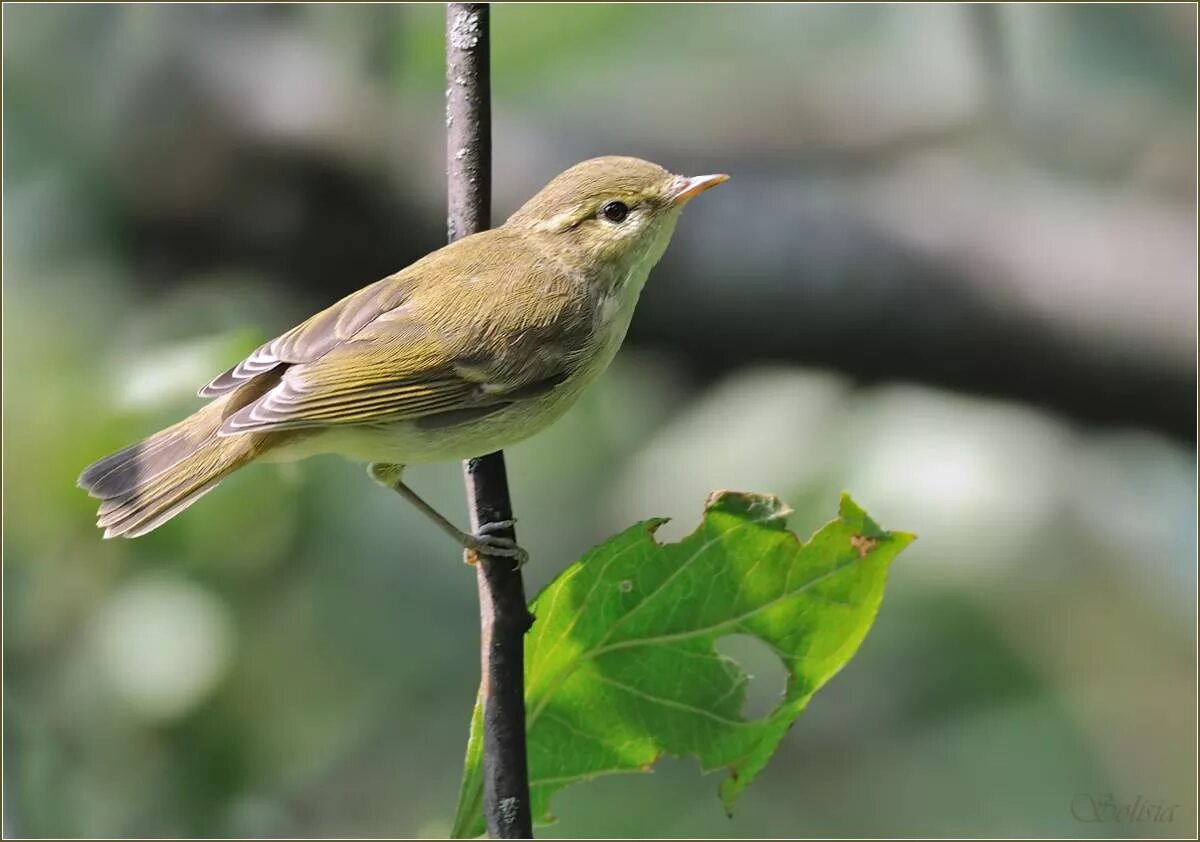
[78,156,728,561]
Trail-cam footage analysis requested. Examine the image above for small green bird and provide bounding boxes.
[78,156,728,559]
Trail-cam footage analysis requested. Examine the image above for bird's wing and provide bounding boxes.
[199,273,417,398]
[214,236,593,434]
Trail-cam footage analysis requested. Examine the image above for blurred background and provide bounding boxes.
[2,3,1196,838]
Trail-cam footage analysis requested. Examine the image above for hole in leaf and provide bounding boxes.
[714,634,788,720]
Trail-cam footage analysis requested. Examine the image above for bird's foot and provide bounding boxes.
[465,520,528,569]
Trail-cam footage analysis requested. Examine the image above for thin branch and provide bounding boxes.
[446,4,534,839]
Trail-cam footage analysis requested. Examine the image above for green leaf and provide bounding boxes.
[451,492,913,837]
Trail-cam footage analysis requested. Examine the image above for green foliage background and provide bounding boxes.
[3,3,1195,839]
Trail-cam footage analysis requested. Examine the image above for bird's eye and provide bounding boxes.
[601,201,629,223]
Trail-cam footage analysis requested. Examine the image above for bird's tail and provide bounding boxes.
[78,399,263,538]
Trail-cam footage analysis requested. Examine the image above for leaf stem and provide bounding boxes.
[446,4,534,838]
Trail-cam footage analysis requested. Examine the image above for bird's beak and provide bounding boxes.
[671,173,730,205]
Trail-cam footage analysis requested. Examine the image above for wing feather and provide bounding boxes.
[204,230,595,435]
[199,273,415,398]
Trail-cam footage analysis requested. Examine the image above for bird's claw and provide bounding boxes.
[476,519,516,536]
[466,520,528,569]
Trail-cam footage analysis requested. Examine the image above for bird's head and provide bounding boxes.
[505,156,728,276]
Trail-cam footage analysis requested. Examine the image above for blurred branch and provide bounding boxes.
[446,3,534,839]
[966,3,1010,121]
[639,167,1196,443]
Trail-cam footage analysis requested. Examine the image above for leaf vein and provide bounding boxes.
[589,552,860,660]
[590,672,752,728]
[527,513,773,727]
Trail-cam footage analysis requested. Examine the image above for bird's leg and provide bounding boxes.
[368,462,528,566]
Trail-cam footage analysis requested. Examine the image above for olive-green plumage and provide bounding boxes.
[79,156,728,540]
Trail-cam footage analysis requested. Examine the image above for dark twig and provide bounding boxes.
[446,4,534,838]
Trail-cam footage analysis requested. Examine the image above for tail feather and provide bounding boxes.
[99,483,222,539]
[79,419,214,500]
[79,402,262,538]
